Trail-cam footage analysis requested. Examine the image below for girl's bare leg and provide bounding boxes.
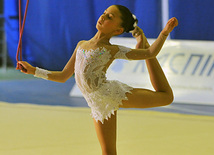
[144,34,173,99]
[93,112,117,155]
[121,19,176,109]
[121,59,173,108]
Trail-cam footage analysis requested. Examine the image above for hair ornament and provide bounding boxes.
[132,14,137,27]
[129,14,137,33]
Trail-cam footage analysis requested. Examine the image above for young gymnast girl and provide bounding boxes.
[17,5,178,155]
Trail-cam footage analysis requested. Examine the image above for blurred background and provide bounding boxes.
[0,0,214,109]
[1,0,214,71]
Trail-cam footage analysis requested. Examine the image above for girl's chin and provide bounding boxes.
[96,25,103,31]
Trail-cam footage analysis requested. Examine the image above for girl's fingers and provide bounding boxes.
[20,64,27,72]
[16,62,22,70]
[17,61,28,73]
[132,26,144,37]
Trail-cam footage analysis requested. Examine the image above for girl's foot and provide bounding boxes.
[161,17,178,36]
[142,32,150,48]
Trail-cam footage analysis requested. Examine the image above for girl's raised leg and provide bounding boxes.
[144,34,173,97]
[120,19,176,109]
[121,57,173,109]
[93,112,117,155]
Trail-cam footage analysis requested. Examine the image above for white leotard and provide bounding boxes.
[74,45,133,123]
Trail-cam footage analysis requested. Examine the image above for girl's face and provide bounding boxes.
[96,5,124,35]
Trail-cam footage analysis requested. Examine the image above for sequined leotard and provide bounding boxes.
[74,45,133,123]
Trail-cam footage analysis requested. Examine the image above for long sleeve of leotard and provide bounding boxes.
[114,33,168,60]
[148,33,168,57]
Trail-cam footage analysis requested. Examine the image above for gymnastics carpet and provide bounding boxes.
[0,102,213,155]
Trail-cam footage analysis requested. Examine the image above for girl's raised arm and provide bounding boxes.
[125,17,178,60]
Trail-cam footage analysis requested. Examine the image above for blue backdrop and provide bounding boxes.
[5,0,214,71]
[169,0,214,40]
[5,0,162,70]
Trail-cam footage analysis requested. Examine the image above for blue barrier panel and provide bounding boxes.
[5,0,162,70]
[169,0,214,41]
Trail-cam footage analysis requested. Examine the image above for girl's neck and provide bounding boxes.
[90,31,113,45]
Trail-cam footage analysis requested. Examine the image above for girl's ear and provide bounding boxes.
[114,27,124,35]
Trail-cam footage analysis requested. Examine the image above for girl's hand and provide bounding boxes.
[131,26,144,42]
[132,26,150,49]
[16,61,35,75]
[161,17,178,36]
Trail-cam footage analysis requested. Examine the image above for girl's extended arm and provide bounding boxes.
[17,42,80,83]
[126,17,178,60]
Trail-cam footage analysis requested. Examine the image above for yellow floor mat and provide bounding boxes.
[0,102,213,155]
